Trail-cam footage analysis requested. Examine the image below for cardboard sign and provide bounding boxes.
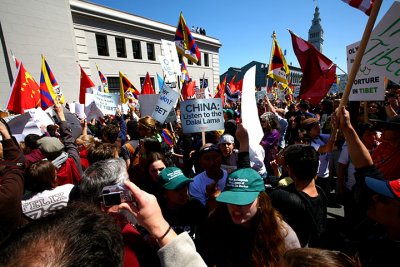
[152,84,180,124]
[180,98,224,134]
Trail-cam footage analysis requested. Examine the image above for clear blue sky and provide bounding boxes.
[90,0,394,75]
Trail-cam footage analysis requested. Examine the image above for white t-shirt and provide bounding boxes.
[310,134,331,178]
[189,169,228,206]
[22,184,74,220]
[338,143,356,190]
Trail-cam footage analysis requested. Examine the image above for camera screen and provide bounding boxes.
[103,192,121,207]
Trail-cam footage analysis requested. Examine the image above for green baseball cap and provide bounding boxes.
[158,167,192,190]
[217,168,265,205]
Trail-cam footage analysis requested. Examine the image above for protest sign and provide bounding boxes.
[180,98,224,134]
[195,87,206,99]
[159,56,177,85]
[139,94,159,117]
[93,91,119,115]
[85,102,104,122]
[255,90,267,103]
[161,39,180,83]
[152,84,180,124]
[347,2,400,101]
[347,42,384,101]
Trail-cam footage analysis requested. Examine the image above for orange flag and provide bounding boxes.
[141,72,155,94]
[6,63,40,114]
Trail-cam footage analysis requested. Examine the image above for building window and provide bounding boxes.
[199,78,208,88]
[204,53,209,67]
[107,77,120,93]
[132,40,142,59]
[178,54,183,63]
[115,37,126,58]
[197,54,201,66]
[147,43,155,61]
[140,76,155,89]
[188,59,193,65]
[96,34,109,56]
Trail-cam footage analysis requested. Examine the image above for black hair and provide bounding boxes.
[284,144,319,181]
[24,134,41,150]
[0,203,123,267]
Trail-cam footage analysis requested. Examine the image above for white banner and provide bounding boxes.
[180,98,224,134]
[152,84,180,124]
[241,66,263,147]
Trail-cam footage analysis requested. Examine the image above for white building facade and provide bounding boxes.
[0,0,221,107]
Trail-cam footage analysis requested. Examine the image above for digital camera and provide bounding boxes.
[101,183,134,207]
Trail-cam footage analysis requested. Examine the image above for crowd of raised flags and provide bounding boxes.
[5,0,376,116]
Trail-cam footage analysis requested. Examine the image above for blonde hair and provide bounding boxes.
[138,116,157,133]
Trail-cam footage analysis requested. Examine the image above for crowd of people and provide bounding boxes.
[0,81,399,266]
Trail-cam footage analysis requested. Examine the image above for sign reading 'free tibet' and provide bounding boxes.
[180,98,224,134]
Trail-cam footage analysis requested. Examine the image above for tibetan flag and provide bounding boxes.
[225,83,241,102]
[174,12,201,64]
[142,72,155,95]
[6,63,40,114]
[96,64,109,93]
[11,51,20,69]
[181,80,196,100]
[79,65,95,105]
[289,30,336,106]
[161,128,174,147]
[40,56,65,105]
[120,72,140,103]
[267,33,290,88]
[341,0,374,15]
[181,61,190,82]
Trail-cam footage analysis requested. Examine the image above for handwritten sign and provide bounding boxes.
[347,1,400,101]
[93,91,120,115]
[180,98,224,134]
[152,84,180,124]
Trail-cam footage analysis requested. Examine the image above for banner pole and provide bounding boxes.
[338,0,382,111]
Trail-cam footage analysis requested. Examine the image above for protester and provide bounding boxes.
[36,104,82,185]
[157,167,206,241]
[218,133,238,173]
[22,160,74,220]
[0,119,26,241]
[301,117,338,194]
[201,168,300,266]
[269,144,328,247]
[0,203,124,267]
[281,247,361,267]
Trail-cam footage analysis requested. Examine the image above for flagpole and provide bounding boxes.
[338,0,382,111]
[334,64,347,75]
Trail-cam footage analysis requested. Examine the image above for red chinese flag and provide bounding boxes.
[79,65,95,104]
[290,30,336,106]
[182,80,196,100]
[141,72,155,95]
[6,63,40,114]
[235,79,243,92]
